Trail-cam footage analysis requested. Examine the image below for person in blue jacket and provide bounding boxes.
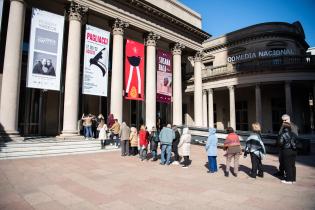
[205,128,218,173]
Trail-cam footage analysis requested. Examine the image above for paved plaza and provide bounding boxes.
[0,145,314,210]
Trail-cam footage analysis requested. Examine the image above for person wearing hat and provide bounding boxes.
[278,121,298,184]
[149,126,159,161]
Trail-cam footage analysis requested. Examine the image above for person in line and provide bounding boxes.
[223,127,241,177]
[244,122,266,179]
[120,122,130,156]
[110,119,121,147]
[172,125,181,165]
[95,114,105,138]
[205,128,218,173]
[107,113,115,129]
[149,126,159,161]
[97,119,108,149]
[129,126,138,156]
[81,113,94,140]
[178,127,191,168]
[159,124,175,165]
[278,122,297,184]
[275,114,298,179]
[139,125,149,161]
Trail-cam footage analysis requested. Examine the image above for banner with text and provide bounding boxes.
[156,49,172,103]
[83,25,110,96]
[124,39,145,100]
[26,8,64,91]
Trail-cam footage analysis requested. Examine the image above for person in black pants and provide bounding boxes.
[172,126,181,165]
[278,122,297,184]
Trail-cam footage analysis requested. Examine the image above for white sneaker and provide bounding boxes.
[281,180,293,184]
[85,138,88,140]
[172,161,179,165]
[182,165,188,168]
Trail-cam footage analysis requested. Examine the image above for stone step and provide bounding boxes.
[0,147,118,159]
[0,138,118,159]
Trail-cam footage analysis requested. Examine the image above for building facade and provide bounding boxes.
[0,0,210,137]
[185,22,315,134]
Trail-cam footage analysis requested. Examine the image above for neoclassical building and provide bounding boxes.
[0,0,210,137]
[185,21,315,134]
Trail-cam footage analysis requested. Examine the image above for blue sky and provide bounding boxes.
[180,0,315,47]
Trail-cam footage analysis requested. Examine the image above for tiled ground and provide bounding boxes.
[0,145,314,210]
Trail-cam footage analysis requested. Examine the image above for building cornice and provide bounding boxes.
[79,0,205,50]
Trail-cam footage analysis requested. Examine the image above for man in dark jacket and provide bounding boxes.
[172,125,180,165]
[275,114,298,179]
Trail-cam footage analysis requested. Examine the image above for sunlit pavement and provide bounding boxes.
[0,144,314,210]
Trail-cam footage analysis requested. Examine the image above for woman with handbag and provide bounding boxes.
[139,125,149,161]
[223,127,242,177]
[244,122,266,179]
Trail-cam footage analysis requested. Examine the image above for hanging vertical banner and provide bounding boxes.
[26,8,64,91]
[124,39,145,100]
[83,25,110,96]
[156,49,172,103]
[0,0,3,34]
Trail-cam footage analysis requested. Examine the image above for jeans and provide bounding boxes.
[226,153,240,174]
[140,147,147,160]
[161,144,172,164]
[151,150,157,160]
[250,153,263,178]
[282,149,296,182]
[208,156,217,172]
[84,126,93,138]
[111,133,120,147]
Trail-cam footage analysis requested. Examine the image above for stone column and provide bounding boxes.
[285,81,293,117]
[0,0,25,137]
[228,86,236,130]
[208,88,214,128]
[110,19,129,123]
[202,90,208,127]
[255,84,262,124]
[194,52,203,126]
[172,43,185,126]
[61,2,87,136]
[145,32,160,130]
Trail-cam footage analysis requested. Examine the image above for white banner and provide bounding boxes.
[26,8,64,91]
[0,0,3,33]
[83,25,110,96]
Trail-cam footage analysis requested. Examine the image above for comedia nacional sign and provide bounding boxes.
[227,48,295,63]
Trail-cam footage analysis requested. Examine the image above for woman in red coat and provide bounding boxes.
[139,125,149,161]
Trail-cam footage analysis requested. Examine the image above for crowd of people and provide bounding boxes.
[81,113,298,183]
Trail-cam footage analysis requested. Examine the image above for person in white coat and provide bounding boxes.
[98,119,108,149]
[178,127,191,168]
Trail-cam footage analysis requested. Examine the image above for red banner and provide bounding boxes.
[124,39,145,100]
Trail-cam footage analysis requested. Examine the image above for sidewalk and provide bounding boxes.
[0,145,314,210]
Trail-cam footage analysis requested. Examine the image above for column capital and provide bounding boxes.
[112,18,129,35]
[194,51,204,62]
[171,43,185,55]
[145,32,160,46]
[208,88,213,94]
[228,85,234,91]
[285,80,292,85]
[66,1,88,22]
[202,89,207,95]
